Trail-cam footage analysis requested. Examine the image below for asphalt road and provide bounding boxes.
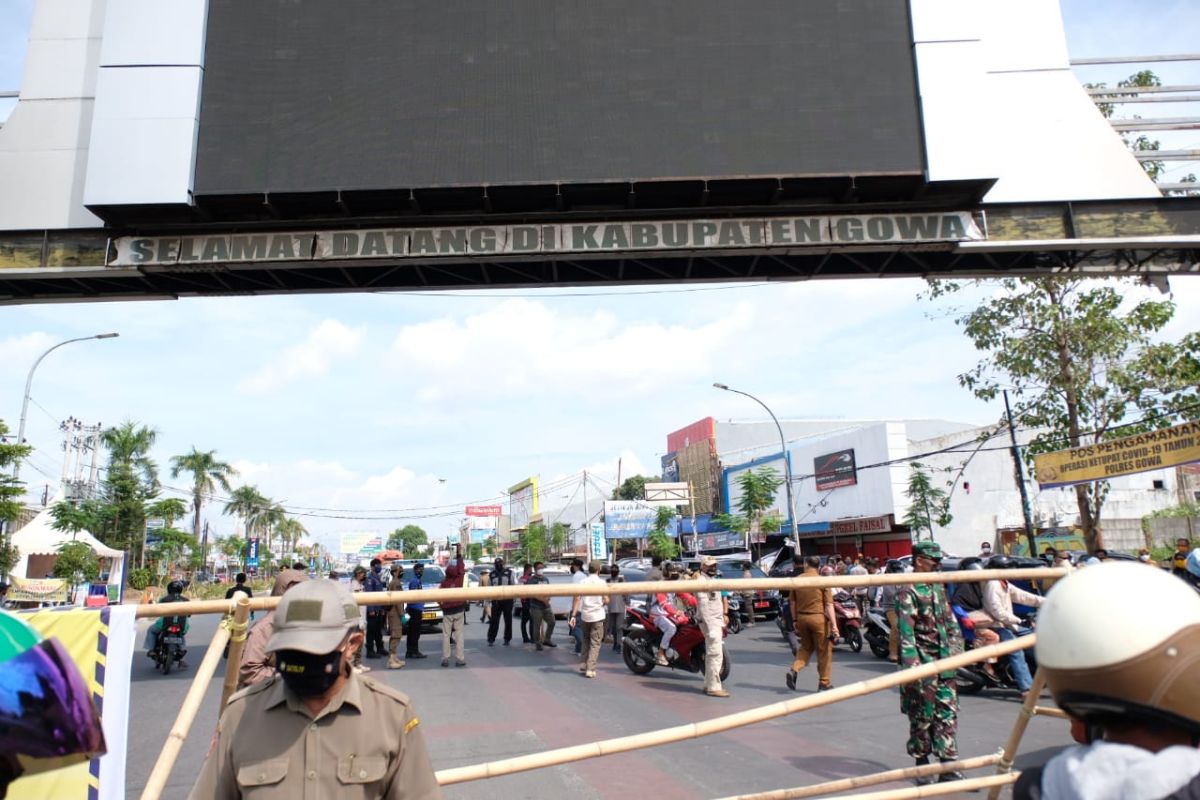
[127,610,1070,799]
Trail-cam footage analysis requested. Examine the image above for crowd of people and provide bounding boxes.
[169,535,1200,797]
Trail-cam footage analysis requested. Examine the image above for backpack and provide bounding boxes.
[952,580,984,612]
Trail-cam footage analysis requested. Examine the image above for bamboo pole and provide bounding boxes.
[218,593,252,711]
[435,636,1034,785]
[134,568,1064,618]
[1034,706,1069,720]
[139,618,232,800]
[988,668,1049,800]
[716,753,1002,800]
[827,773,1016,799]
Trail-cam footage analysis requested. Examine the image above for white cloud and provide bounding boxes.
[238,319,366,394]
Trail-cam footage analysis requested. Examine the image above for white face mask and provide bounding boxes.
[535,569,543,576]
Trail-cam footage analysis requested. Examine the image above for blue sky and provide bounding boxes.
[1,1,1198,555]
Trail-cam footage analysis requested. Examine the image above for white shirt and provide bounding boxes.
[576,574,607,623]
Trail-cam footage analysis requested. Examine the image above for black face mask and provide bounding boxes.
[276,648,345,697]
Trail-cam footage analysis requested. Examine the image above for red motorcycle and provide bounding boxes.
[620,607,731,682]
[832,590,863,652]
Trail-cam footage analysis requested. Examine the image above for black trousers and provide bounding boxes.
[488,600,514,643]
[406,610,423,655]
[366,612,386,655]
[520,603,531,642]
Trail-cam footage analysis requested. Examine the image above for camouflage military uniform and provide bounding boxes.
[895,581,964,760]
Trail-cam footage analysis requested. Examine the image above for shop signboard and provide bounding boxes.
[814,449,857,491]
[1034,420,1200,488]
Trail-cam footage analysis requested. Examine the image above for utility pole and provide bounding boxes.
[202,519,210,574]
[581,470,588,560]
[1003,390,1038,557]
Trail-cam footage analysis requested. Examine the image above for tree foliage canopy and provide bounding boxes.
[387,524,428,555]
[612,475,658,501]
[926,276,1200,550]
[902,463,952,541]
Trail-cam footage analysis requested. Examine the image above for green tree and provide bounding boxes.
[49,499,105,540]
[99,421,160,567]
[516,523,547,565]
[467,542,483,561]
[0,420,32,579]
[386,524,428,555]
[926,277,1200,551]
[276,517,308,561]
[647,507,680,560]
[143,497,189,569]
[1087,70,1195,187]
[903,462,952,541]
[223,484,270,545]
[548,522,570,556]
[151,527,197,575]
[169,447,238,555]
[54,540,100,597]
[611,475,659,501]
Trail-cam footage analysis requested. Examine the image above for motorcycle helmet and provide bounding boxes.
[884,559,906,574]
[984,554,1017,570]
[1036,562,1200,738]
[166,580,185,595]
[959,557,984,571]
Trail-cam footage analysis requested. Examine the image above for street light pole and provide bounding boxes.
[713,382,799,549]
[13,333,119,484]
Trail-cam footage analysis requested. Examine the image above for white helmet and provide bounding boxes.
[1037,562,1200,736]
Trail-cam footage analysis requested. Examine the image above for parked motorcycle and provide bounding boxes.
[832,590,862,652]
[863,605,891,659]
[621,607,731,682]
[726,595,743,634]
[149,616,188,675]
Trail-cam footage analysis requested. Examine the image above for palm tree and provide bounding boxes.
[101,421,159,558]
[223,484,270,544]
[170,448,238,552]
[277,517,308,562]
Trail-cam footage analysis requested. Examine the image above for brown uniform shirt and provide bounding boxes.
[238,611,277,690]
[190,671,441,799]
[789,567,832,620]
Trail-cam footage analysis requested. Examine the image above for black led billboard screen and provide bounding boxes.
[193,1,924,197]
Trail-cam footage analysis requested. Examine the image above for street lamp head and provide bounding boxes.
[95,332,119,339]
[713,382,729,390]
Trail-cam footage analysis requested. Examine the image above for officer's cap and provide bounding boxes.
[266,579,360,655]
[911,541,944,561]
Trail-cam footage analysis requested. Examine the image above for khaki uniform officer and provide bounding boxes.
[785,554,837,692]
[190,579,441,799]
[696,555,730,697]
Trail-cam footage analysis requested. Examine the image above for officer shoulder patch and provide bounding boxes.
[228,674,279,705]
[362,676,412,707]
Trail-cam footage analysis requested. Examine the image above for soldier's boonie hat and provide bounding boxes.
[266,580,360,655]
[911,541,944,560]
[701,555,718,568]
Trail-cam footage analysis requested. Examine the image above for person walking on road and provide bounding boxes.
[405,563,428,659]
[350,566,369,672]
[363,558,388,659]
[518,563,533,644]
[526,562,556,650]
[189,579,442,799]
[385,564,407,670]
[570,561,607,678]
[487,558,516,646]
[569,558,587,655]
[479,568,492,623]
[439,545,467,667]
[785,555,837,692]
[224,572,253,601]
[697,555,730,697]
[606,565,626,652]
[896,540,965,785]
[740,562,757,627]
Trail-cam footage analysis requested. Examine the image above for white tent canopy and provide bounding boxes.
[11,502,125,582]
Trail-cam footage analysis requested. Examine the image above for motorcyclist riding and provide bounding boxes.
[649,563,694,666]
[982,555,1042,697]
[146,580,190,668]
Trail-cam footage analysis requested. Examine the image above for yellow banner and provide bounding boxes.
[1034,420,1200,488]
[9,577,68,603]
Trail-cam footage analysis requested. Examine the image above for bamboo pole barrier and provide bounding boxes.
[826,773,1017,799]
[987,668,1049,800]
[218,593,252,711]
[140,618,233,800]
[434,636,1034,786]
[1034,706,1069,720]
[134,568,1065,618]
[716,752,1002,800]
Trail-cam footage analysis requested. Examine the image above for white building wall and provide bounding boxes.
[0,0,106,229]
[912,426,1184,555]
[910,0,1159,202]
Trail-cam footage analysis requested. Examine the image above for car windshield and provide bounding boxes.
[401,567,445,585]
[717,562,765,579]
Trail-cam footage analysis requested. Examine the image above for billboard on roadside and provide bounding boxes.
[508,477,540,530]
